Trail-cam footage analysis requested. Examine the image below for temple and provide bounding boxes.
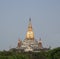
[10,18,49,52]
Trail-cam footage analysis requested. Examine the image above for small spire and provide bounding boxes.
[29,18,31,26]
[17,38,21,48]
[38,38,43,48]
[28,18,32,31]
[29,18,31,22]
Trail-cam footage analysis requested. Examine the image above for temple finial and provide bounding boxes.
[28,18,32,31]
[29,18,31,21]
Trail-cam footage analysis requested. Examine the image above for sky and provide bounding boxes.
[0,0,60,50]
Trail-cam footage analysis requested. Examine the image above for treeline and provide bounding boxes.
[0,47,60,59]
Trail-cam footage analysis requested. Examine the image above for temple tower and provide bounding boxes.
[26,18,34,40]
[17,38,21,48]
[38,38,43,48]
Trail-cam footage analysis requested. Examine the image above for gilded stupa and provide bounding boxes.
[26,18,34,40]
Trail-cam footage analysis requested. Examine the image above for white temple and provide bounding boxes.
[16,18,43,52]
[10,18,49,52]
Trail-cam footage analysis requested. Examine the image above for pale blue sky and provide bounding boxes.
[0,0,60,50]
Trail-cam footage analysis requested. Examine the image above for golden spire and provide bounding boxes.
[26,18,34,40]
[28,18,32,31]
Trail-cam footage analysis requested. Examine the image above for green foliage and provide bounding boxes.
[0,56,7,59]
[0,47,60,59]
[7,56,14,59]
[48,47,60,59]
